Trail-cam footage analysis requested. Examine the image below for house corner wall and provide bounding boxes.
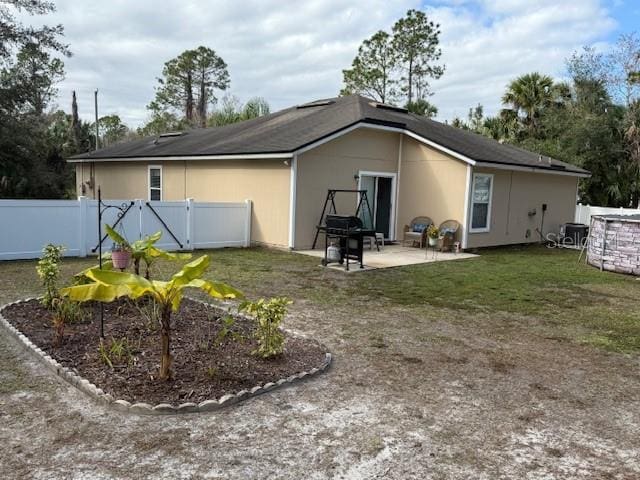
[395,137,468,241]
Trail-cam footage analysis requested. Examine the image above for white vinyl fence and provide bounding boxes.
[574,203,640,225]
[0,197,252,260]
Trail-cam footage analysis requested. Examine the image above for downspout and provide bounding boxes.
[505,171,513,236]
[288,155,298,249]
[394,134,403,241]
[462,165,472,249]
[184,160,187,199]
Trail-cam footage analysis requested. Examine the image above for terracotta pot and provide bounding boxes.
[111,249,131,270]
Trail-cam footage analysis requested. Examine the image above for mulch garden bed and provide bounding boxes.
[1,298,327,405]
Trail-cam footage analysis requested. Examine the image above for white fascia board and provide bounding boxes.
[474,161,590,178]
[67,152,294,163]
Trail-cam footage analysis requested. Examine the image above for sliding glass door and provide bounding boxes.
[358,173,396,239]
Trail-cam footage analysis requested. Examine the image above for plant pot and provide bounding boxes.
[111,249,131,270]
[428,237,438,247]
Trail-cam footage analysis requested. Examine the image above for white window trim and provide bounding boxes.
[469,172,493,233]
[148,165,162,201]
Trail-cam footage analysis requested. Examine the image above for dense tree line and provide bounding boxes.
[451,34,640,208]
[340,9,444,117]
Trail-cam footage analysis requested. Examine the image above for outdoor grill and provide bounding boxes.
[318,214,375,270]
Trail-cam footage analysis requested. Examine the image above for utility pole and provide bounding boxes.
[94,89,99,151]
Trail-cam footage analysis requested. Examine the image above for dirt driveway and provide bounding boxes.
[1,248,639,479]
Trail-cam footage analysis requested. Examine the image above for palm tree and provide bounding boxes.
[502,72,555,133]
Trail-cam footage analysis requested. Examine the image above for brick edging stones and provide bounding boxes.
[0,298,332,415]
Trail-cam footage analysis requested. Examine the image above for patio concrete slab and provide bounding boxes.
[295,244,478,271]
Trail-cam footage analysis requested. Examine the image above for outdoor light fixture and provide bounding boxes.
[353,174,359,182]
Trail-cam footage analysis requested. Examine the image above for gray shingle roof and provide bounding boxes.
[70,94,589,175]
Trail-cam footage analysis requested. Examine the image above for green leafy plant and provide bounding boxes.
[240,297,292,358]
[36,244,65,309]
[61,255,242,380]
[215,314,244,344]
[98,337,134,369]
[427,224,440,239]
[49,297,84,347]
[104,226,191,279]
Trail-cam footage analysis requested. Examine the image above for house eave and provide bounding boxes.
[474,161,590,178]
[67,152,295,163]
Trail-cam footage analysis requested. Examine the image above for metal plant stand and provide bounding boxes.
[95,187,134,339]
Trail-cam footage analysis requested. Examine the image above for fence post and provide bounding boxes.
[186,198,195,251]
[78,196,88,257]
[244,199,252,247]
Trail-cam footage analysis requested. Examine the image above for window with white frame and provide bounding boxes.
[470,173,493,232]
[149,166,162,201]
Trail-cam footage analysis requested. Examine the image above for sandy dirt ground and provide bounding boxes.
[1,293,639,480]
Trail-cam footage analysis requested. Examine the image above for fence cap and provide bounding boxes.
[592,214,640,222]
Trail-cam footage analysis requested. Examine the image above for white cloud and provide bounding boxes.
[16,0,617,127]
[428,0,617,120]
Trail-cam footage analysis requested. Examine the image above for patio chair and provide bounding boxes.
[403,216,433,248]
[438,219,460,252]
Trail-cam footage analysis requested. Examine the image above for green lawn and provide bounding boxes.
[1,244,639,353]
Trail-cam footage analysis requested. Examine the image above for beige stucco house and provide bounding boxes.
[69,95,589,250]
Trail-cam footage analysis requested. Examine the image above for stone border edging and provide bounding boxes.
[0,297,332,415]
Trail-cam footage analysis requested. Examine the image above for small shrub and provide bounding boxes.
[131,298,161,331]
[36,244,65,309]
[98,337,134,369]
[50,296,84,347]
[240,297,292,358]
[215,314,244,344]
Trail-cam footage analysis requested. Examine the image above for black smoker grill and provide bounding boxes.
[318,214,375,270]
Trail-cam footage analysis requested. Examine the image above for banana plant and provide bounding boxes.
[61,255,242,380]
[104,225,191,279]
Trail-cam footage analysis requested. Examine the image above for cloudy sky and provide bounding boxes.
[17,0,639,127]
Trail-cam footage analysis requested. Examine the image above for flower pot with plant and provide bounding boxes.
[427,225,439,247]
[111,243,132,270]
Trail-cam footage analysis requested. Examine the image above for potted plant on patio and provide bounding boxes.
[427,225,440,247]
